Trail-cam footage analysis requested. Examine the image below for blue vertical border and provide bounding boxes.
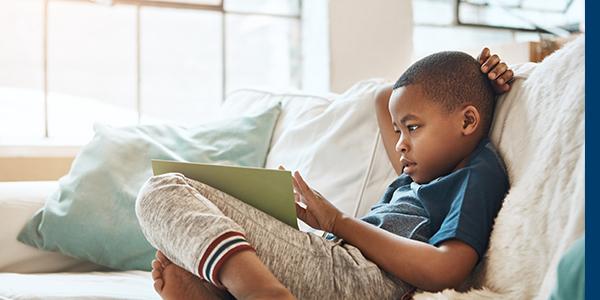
[586,0,596,299]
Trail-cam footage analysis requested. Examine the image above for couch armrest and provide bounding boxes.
[0,181,105,273]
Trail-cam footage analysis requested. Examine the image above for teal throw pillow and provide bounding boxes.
[17,104,281,271]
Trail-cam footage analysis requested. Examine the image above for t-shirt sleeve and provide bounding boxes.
[428,169,507,260]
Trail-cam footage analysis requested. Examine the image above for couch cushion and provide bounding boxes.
[0,181,104,273]
[0,271,157,300]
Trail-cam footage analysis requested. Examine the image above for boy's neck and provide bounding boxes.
[451,135,487,173]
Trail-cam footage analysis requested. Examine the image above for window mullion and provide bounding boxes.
[136,4,142,124]
[221,10,226,103]
[43,0,49,138]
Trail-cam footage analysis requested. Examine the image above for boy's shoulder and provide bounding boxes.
[466,138,508,183]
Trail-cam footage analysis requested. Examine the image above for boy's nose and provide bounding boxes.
[395,137,409,153]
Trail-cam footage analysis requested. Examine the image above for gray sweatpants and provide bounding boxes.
[135,172,414,299]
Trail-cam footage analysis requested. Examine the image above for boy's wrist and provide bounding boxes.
[331,213,350,237]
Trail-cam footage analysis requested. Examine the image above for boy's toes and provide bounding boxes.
[151,259,163,272]
[153,278,164,293]
[152,268,162,280]
[156,251,172,266]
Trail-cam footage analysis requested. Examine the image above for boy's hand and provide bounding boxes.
[478,47,514,94]
[279,166,344,233]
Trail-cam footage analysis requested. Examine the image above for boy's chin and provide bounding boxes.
[408,174,424,184]
[409,173,434,184]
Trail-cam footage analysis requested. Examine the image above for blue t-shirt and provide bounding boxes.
[359,137,509,259]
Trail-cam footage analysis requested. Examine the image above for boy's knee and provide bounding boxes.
[135,172,187,219]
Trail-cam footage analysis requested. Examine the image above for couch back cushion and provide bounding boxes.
[472,36,584,298]
[222,80,399,231]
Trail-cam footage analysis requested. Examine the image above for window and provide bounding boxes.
[0,0,301,145]
[411,0,583,60]
[456,0,583,34]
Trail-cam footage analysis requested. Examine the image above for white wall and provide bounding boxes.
[303,0,414,93]
[301,0,330,93]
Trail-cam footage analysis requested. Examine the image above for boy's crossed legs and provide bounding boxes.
[136,172,412,299]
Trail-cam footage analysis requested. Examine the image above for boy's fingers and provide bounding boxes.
[295,202,307,219]
[293,191,301,203]
[481,54,499,73]
[294,171,313,200]
[292,176,304,198]
[292,172,304,192]
[293,171,306,190]
[498,69,514,85]
[489,62,507,80]
[478,47,490,64]
[281,166,302,194]
[291,174,300,191]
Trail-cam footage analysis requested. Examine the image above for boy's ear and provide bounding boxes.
[460,105,480,135]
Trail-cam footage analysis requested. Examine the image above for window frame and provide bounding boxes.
[31,0,302,139]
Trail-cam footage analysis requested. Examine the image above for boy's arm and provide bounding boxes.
[375,83,402,175]
[291,171,477,292]
[333,215,478,292]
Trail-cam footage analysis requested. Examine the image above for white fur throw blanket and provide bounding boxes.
[415,36,585,299]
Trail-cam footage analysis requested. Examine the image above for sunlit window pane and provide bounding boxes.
[0,0,45,139]
[2,0,303,145]
[458,2,536,29]
[462,0,570,11]
[226,14,300,93]
[225,0,300,16]
[140,7,223,126]
[0,88,45,141]
[413,0,454,25]
[518,0,568,11]
[47,0,137,142]
[457,0,581,30]
[413,26,515,59]
[147,0,221,5]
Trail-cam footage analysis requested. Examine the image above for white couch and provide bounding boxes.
[0,36,584,299]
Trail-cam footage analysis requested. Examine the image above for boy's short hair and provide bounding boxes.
[393,51,496,134]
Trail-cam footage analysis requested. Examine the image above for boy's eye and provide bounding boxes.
[407,125,419,132]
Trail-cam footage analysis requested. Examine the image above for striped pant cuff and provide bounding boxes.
[197,231,255,288]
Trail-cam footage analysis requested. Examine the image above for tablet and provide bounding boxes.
[151,159,298,229]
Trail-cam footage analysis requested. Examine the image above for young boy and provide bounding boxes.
[135,48,514,300]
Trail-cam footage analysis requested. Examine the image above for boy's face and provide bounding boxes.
[389,85,470,184]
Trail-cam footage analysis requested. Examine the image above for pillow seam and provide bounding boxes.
[352,129,380,217]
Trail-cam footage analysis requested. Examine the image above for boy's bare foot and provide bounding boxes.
[151,251,233,300]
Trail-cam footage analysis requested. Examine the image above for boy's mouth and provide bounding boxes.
[400,157,416,174]
[403,163,416,174]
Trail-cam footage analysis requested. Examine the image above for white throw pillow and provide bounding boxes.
[222,79,399,228]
